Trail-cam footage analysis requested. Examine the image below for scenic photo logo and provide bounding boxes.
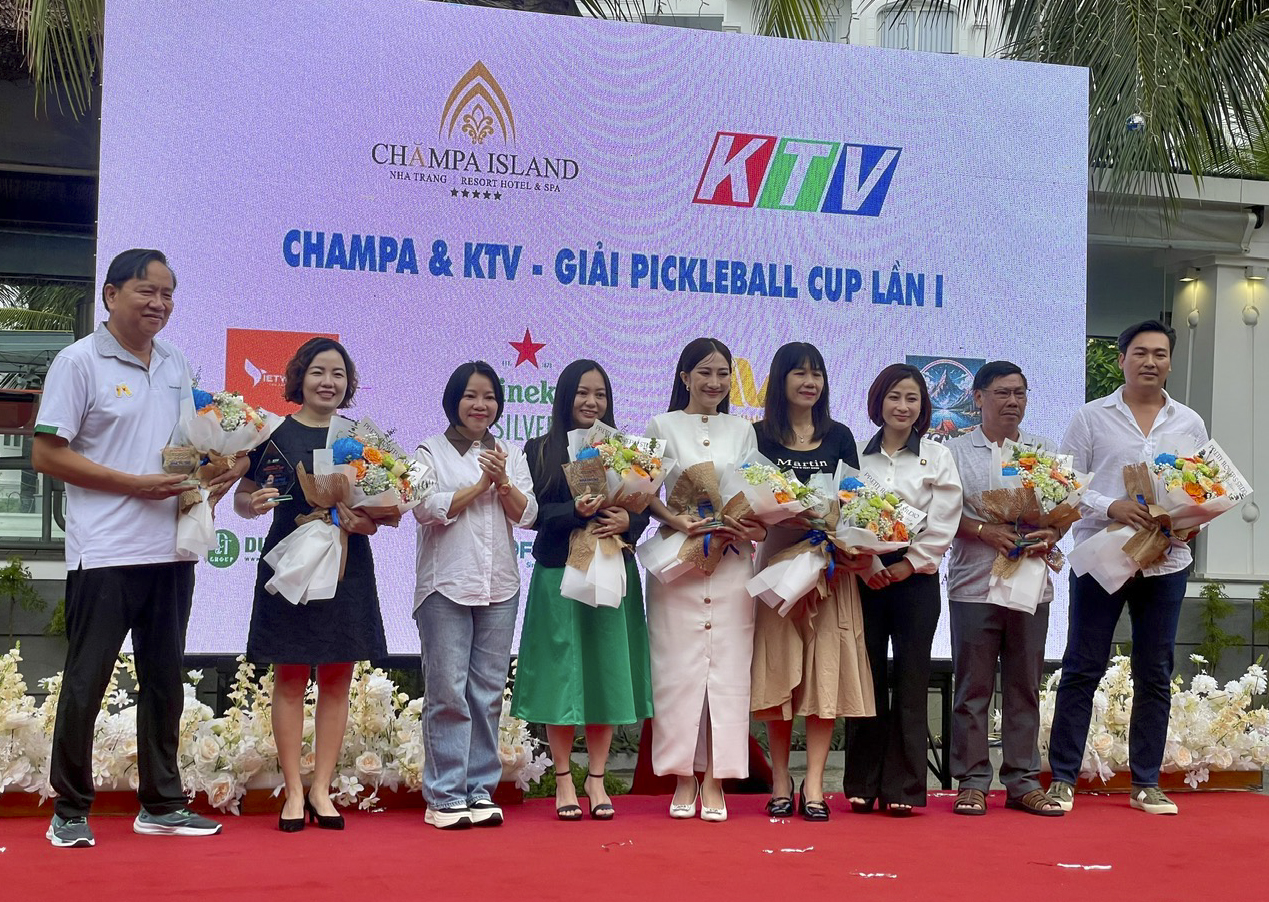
[907,355,985,442]
[693,132,901,216]
[369,61,579,198]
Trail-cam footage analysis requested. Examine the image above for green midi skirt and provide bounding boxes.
[511,558,654,726]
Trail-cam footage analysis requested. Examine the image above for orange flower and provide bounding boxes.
[352,459,367,480]
[1184,481,1206,500]
[364,447,384,465]
[894,522,909,541]
[1018,456,1037,469]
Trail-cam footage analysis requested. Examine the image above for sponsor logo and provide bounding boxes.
[693,132,901,217]
[509,328,546,368]
[207,529,240,568]
[114,383,132,398]
[225,328,339,412]
[368,61,580,198]
[907,355,984,442]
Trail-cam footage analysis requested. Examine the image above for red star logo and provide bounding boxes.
[509,328,546,368]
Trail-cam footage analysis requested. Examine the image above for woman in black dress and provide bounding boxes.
[750,342,873,821]
[233,338,383,831]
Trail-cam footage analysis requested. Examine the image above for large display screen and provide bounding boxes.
[96,0,1088,657]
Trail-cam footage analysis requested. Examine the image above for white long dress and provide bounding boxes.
[644,410,757,779]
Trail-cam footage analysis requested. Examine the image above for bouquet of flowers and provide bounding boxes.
[746,463,924,616]
[715,452,819,527]
[637,460,749,585]
[1070,436,1251,594]
[264,418,431,605]
[972,440,1089,612]
[167,388,282,557]
[558,423,674,607]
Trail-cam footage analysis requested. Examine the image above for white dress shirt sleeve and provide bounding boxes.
[505,442,538,528]
[905,445,963,574]
[1062,407,1113,521]
[413,442,459,526]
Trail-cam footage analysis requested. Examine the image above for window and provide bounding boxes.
[879,3,958,53]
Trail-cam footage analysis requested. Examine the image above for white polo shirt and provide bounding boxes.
[36,324,196,569]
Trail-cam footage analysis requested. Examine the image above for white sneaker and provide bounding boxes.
[1130,786,1178,815]
[468,799,504,827]
[425,806,473,830]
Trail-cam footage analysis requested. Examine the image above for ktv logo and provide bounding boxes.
[693,132,901,217]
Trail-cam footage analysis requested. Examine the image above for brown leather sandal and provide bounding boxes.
[1006,789,1065,817]
[953,788,987,816]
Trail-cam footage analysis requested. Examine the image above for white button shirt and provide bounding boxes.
[1062,386,1209,576]
[858,429,963,574]
[412,429,537,610]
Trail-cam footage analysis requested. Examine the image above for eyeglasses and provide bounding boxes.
[989,389,1028,401]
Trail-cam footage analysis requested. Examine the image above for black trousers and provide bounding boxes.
[51,562,195,818]
[842,569,941,807]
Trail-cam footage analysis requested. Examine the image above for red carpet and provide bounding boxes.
[3,791,1264,901]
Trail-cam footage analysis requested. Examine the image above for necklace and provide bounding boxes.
[792,427,812,445]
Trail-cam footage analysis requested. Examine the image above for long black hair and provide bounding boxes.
[667,337,733,413]
[534,359,617,499]
[757,342,831,446]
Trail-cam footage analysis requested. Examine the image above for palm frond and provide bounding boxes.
[17,0,105,118]
[0,307,75,331]
[753,0,833,41]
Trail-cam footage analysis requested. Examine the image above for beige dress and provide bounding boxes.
[644,411,757,780]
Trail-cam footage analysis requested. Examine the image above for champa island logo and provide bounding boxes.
[369,61,579,199]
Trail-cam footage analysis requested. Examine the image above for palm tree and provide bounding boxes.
[0,282,82,332]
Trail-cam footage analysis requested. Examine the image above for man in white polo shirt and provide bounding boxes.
[34,249,243,847]
[1046,320,1208,816]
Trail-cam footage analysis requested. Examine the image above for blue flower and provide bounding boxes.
[840,477,865,491]
[192,388,214,409]
[331,436,365,464]
[1001,467,1019,476]
[1154,453,1178,468]
[577,447,600,460]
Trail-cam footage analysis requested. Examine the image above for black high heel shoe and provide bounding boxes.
[582,772,615,820]
[555,768,582,821]
[278,799,305,833]
[305,797,345,830]
[798,781,830,822]
[765,776,795,818]
[848,796,876,814]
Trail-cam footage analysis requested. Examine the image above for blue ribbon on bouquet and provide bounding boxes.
[330,506,341,529]
[697,500,739,559]
[1137,493,1171,553]
[805,528,835,581]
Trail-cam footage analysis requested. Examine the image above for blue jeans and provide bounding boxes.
[1048,570,1187,787]
[415,592,518,810]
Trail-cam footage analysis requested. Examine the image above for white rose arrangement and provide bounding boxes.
[1036,653,1269,786]
[0,647,549,813]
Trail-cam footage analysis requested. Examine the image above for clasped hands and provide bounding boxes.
[574,493,632,539]
[977,521,1060,558]
[664,511,766,547]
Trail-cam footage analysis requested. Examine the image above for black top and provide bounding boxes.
[524,434,651,568]
[245,416,386,665]
[754,419,859,483]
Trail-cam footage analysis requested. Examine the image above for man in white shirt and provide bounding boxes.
[33,250,242,847]
[946,361,1063,816]
[1046,321,1209,816]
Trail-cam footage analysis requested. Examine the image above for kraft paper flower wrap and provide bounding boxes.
[560,520,631,609]
[169,389,282,557]
[974,441,1089,612]
[637,461,748,584]
[562,422,674,514]
[1070,436,1252,595]
[262,452,356,605]
[327,417,434,521]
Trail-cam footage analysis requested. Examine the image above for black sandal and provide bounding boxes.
[765,776,795,818]
[555,768,582,821]
[798,780,830,822]
[583,772,615,820]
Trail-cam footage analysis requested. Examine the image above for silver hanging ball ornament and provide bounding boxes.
[1126,113,1146,132]
[1243,305,1259,326]
[1242,500,1260,523]
[1187,309,1200,328]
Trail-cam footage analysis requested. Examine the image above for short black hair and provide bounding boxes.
[758,342,831,446]
[283,337,358,408]
[102,248,174,309]
[1118,319,1176,354]
[972,360,1027,392]
[442,361,504,429]
[866,363,932,437]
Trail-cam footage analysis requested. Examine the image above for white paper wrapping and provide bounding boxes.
[1067,526,1143,594]
[745,551,827,617]
[636,529,698,584]
[263,518,343,605]
[176,487,215,556]
[985,554,1048,614]
[559,540,626,609]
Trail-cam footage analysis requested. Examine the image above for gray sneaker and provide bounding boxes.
[1130,786,1178,815]
[133,807,223,836]
[1047,780,1075,812]
[46,814,95,848]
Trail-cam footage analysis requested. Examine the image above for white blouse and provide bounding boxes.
[646,410,758,501]
[858,429,963,574]
[412,431,537,609]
